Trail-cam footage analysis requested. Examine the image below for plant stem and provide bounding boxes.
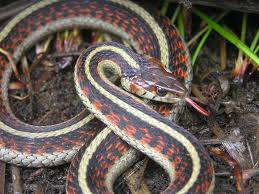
[192,7,259,66]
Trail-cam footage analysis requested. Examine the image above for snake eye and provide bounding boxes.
[156,87,167,97]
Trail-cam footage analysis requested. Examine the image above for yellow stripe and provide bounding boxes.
[79,45,200,194]
[0,0,169,67]
[0,114,95,138]
[0,0,59,42]
[97,60,146,104]
[78,127,111,194]
[111,0,169,66]
[85,45,139,69]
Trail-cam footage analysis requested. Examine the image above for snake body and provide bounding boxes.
[0,0,214,193]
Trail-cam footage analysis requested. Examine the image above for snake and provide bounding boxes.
[0,0,214,193]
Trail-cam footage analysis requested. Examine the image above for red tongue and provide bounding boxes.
[185,97,210,117]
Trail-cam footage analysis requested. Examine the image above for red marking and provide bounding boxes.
[117,143,128,153]
[107,152,118,161]
[181,69,186,78]
[76,74,83,82]
[10,139,17,151]
[106,112,120,126]
[114,141,128,153]
[157,105,171,117]
[81,87,89,96]
[23,144,32,154]
[153,136,165,153]
[54,146,65,153]
[36,147,46,155]
[139,27,145,33]
[174,58,179,65]
[139,35,145,44]
[92,100,103,111]
[121,115,129,122]
[106,143,113,151]
[165,148,175,159]
[177,67,182,76]
[172,156,182,168]
[97,155,104,163]
[202,180,210,193]
[194,184,202,193]
[124,124,137,136]
[95,10,103,19]
[141,128,148,134]
[67,187,77,194]
[140,132,152,145]
[36,141,51,155]
[79,130,98,138]
[0,138,5,146]
[73,140,85,147]
[130,83,139,93]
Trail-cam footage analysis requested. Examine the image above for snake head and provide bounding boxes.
[121,56,210,116]
[121,57,187,103]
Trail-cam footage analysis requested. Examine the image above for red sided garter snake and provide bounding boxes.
[0,0,214,193]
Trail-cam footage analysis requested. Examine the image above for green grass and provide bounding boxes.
[192,8,259,66]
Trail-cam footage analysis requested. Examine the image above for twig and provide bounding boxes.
[170,0,259,13]
[256,127,259,167]
[215,171,231,176]
[191,84,208,104]
[9,94,30,101]
[37,110,53,124]
[124,157,151,194]
[246,140,255,166]
[34,184,45,194]
[201,138,242,145]
[47,52,81,59]
[0,162,6,194]
[22,56,35,114]
[0,0,37,22]
[220,39,227,70]
[12,165,23,194]
[242,168,259,183]
[0,48,21,81]
[9,81,25,90]
[209,147,243,192]
[27,168,45,182]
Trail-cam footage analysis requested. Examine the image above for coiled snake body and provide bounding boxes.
[0,0,214,193]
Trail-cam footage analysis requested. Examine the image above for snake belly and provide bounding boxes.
[0,0,214,193]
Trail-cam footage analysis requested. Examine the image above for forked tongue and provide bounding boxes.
[185,97,210,117]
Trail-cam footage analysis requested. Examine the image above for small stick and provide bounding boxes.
[22,56,35,114]
[9,94,30,100]
[34,184,45,194]
[47,52,81,59]
[201,137,243,145]
[220,39,227,70]
[246,140,255,166]
[256,127,259,166]
[0,162,6,194]
[169,0,259,13]
[0,48,21,81]
[0,0,37,22]
[12,165,23,194]
[124,157,151,194]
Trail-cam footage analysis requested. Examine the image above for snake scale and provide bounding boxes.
[0,0,214,193]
